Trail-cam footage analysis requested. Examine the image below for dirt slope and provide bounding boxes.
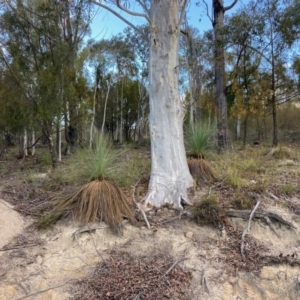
[0,198,300,300]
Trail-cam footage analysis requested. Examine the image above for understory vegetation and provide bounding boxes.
[1,140,299,230]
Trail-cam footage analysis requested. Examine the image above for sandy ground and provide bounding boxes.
[0,198,300,300]
[0,200,31,253]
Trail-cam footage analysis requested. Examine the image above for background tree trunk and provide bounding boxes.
[213,0,237,149]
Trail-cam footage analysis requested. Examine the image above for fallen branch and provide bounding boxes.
[72,225,109,238]
[226,209,296,229]
[240,201,260,259]
[201,268,210,294]
[263,216,280,238]
[0,243,37,251]
[165,258,186,275]
[132,179,150,229]
[159,210,189,225]
[266,191,279,201]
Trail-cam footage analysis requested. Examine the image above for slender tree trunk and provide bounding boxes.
[236,117,241,140]
[101,81,111,133]
[271,37,278,146]
[23,128,28,156]
[43,122,57,168]
[119,78,124,143]
[56,122,61,162]
[31,130,35,156]
[213,0,237,149]
[243,114,249,147]
[143,1,193,209]
[90,82,97,148]
[271,94,278,146]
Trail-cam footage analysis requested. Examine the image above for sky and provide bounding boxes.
[89,1,242,41]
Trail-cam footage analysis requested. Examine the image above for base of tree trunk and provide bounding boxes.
[141,175,192,210]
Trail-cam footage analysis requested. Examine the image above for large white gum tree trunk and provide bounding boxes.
[92,0,193,209]
[145,1,193,208]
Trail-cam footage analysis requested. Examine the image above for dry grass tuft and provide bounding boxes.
[190,195,223,228]
[188,157,217,185]
[56,179,135,233]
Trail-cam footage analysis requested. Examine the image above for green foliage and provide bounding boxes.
[225,167,247,189]
[69,133,127,182]
[279,183,296,196]
[230,191,253,210]
[272,147,292,160]
[110,153,151,188]
[185,121,216,157]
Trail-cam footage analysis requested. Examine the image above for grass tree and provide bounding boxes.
[186,122,217,185]
[55,133,135,233]
[91,0,193,210]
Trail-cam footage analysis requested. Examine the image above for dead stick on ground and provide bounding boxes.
[165,258,186,275]
[0,244,37,251]
[132,179,150,229]
[263,216,280,238]
[241,200,260,259]
[16,280,71,300]
[87,225,107,262]
[201,268,210,294]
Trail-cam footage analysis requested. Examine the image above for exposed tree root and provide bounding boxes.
[226,209,296,229]
[240,201,260,259]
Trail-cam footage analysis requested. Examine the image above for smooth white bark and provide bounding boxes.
[101,80,111,133]
[143,1,193,209]
[58,124,61,162]
[92,0,192,209]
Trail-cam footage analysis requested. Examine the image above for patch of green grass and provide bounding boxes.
[230,191,253,210]
[110,153,151,188]
[279,183,296,196]
[39,150,52,166]
[248,180,269,193]
[225,167,247,189]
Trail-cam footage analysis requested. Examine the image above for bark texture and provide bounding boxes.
[213,0,236,149]
[144,1,193,209]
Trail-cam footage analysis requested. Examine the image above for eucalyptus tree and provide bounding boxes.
[0,0,62,164]
[255,0,296,146]
[199,0,238,148]
[212,0,239,149]
[0,0,92,165]
[123,25,150,141]
[224,7,264,144]
[91,0,193,209]
[88,36,138,142]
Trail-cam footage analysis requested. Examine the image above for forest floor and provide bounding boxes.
[0,144,300,300]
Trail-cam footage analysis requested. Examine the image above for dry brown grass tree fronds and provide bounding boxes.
[56,179,135,234]
[188,158,217,186]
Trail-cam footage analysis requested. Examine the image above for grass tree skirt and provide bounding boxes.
[188,158,217,186]
[56,179,135,233]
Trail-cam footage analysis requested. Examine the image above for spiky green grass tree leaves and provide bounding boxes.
[53,133,135,234]
[185,122,217,185]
